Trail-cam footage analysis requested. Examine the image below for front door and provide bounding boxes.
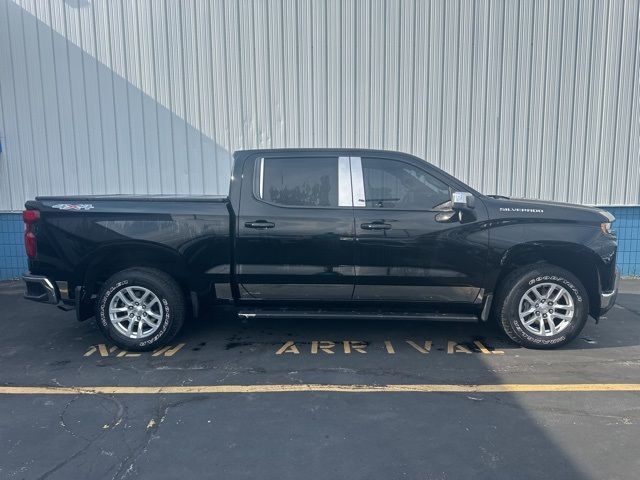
[352,155,489,303]
[235,153,356,300]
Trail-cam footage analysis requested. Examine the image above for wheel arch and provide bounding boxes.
[496,242,603,317]
[75,241,197,299]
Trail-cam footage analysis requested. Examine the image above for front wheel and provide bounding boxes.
[494,264,589,349]
[95,268,186,351]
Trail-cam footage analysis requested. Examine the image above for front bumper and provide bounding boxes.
[23,274,59,304]
[599,268,620,315]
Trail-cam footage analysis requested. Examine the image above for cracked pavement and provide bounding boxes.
[0,279,639,479]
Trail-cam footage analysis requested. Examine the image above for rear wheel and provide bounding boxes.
[95,268,185,351]
[494,264,589,349]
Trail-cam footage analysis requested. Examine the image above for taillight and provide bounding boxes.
[23,210,40,259]
[23,210,39,224]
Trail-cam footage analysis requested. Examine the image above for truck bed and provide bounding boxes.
[34,194,229,203]
[25,194,233,305]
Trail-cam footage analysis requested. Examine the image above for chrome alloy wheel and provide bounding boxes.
[108,286,164,339]
[518,282,575,336]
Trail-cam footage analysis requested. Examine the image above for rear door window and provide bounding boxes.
[255,156,348,208]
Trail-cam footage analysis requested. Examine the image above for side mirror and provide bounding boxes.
[451,191,475,211]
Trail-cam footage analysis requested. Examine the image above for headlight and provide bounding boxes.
[600,222,613,235]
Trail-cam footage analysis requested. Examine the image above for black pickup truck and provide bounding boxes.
[22,149,619,350]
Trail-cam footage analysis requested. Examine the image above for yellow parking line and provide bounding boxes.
[0,384,639,395]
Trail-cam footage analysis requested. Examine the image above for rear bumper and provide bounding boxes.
[23,275,59,304]
[599,268,620,315]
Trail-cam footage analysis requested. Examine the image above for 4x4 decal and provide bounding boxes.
[51,203,95,211]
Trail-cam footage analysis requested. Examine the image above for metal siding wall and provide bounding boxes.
[0,0,639,212]
[0,213,28,279]
[606,207,640,276]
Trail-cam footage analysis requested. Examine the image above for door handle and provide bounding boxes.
[360,222,391,230]
[245,220,275,229]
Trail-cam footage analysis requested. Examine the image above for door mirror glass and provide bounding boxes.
[451,191,475,210]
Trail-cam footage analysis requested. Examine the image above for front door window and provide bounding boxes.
[360,157,451,210]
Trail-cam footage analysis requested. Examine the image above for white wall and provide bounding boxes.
[0,0,639,211]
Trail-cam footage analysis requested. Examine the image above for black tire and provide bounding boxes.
[95,268,185,351]
[493,264,589,349]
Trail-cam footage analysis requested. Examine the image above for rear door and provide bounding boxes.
[352,155,489,303]
[235,152,356,300]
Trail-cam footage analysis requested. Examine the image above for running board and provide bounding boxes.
[237,309,479,322]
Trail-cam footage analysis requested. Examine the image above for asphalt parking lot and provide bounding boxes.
[1,280,639,479]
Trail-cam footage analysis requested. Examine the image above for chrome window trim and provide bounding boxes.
[338,156,353,207]
[258,157,265,198]
[349,156,366,208]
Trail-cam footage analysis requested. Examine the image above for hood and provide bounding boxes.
[484,196,614,224]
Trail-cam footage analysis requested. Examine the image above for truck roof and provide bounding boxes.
[234,147,418,157]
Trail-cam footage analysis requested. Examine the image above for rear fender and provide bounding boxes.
[75,241,197,296]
